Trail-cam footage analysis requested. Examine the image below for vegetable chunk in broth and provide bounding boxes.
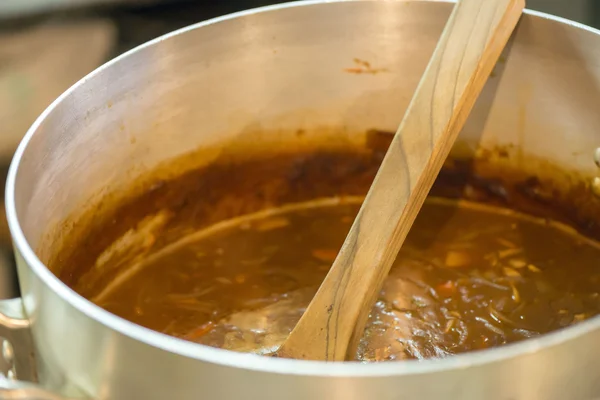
[91,197,600,361]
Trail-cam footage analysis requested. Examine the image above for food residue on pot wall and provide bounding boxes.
[44,128,600,297]
[344,58,388,75]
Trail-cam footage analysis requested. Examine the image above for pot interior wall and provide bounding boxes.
[10,1,600,280]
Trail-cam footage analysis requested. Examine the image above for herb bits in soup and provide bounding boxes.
[73,193,600,361]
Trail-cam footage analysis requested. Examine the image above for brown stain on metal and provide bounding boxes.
[344,58,388,75]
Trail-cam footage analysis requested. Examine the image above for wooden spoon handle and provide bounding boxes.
[278,0,525,361]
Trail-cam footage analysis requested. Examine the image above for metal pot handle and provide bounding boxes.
[0,298,70,399]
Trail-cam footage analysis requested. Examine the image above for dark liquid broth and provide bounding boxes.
[92,198,600,361]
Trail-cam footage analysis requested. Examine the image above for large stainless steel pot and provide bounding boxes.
[3,1,600,399]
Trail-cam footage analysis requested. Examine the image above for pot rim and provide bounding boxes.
[6,0,600,378]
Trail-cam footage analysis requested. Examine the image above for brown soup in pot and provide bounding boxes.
[51,133,600,362]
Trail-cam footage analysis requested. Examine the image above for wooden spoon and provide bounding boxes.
[277,0,525,361]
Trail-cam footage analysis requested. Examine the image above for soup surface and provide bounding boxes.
[90,197,600,361]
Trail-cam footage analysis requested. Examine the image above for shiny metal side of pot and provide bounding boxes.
[3,1,600,399]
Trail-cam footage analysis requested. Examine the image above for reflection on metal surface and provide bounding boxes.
[0,299,35,383]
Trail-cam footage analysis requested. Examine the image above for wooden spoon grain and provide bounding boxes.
[277,0,525,361]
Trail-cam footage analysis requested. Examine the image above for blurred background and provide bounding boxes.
[0,0,598,298]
